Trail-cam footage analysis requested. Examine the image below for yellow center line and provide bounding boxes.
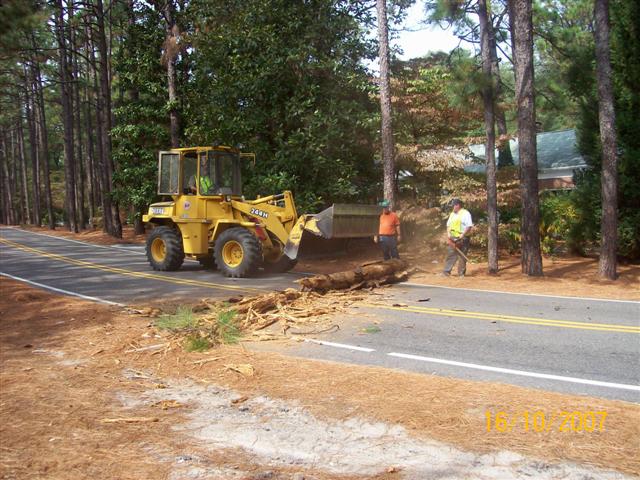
[362,303,640,334]
[0,238,265,295]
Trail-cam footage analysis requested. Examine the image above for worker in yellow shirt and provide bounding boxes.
[443,198,473,276]
[374,199,401,260]
[189,156,214,195]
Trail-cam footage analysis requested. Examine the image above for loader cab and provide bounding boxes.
[157,146,243,198]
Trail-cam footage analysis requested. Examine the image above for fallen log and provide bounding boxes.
[296,259,409,292]
[233,288,302,315]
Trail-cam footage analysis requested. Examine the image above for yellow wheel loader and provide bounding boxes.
[142,146,381,277]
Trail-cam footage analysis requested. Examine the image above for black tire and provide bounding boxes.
[198,255,217,270]
[214,227,263,278]
[263,254,298,273]
[146,226,185,271]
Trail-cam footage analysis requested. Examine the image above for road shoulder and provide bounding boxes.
[1,277,638,478]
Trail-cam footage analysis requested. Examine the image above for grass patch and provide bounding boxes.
[217,310,241,344]
[155,306,197,331]
[154,305,241,351]
[184,334,211,352]
[361,325,381,334]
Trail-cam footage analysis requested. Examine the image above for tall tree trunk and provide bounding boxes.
[89,22,112,235]
[33,55,55,229]
[83,19,99,221]
[508,0,543,276]
[54,0,78,232]
[489,27,514,168]
[18,123,32,224]
[1,135,17,225]
[376,0,395,207]
[70,13,86,230]
[594,0,618,280]
[479,0,499,274]
[24,64,41,226]
[95,0,122,238]
[161,0,180,147]
[84,74,96,222]
[8,131,19,223]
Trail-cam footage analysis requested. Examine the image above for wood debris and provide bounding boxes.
[224,364,255,376]
[192,260,409,344]
[296,259,410,292]
[100,417,159,424]
[151,400,183,410]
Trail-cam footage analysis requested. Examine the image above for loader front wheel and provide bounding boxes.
[215,228,262,278]
[146,226,184,271]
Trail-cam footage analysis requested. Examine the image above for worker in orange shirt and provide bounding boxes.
[374,199,401,260]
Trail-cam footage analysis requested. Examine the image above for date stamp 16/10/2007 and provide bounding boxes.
[485,410,608,433]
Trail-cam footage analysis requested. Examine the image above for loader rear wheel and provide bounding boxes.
[263,255,297,274]
[215,228,262,278]
[146,226,184,271]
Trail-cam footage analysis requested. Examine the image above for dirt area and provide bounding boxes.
[1,278,639,479]
[10,225,639,300]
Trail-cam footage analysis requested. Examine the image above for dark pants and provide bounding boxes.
[444,237,470,275]
[380,235,399,260]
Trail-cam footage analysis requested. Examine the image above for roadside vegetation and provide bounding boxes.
[155,306,241,351]
[1,0,637,275]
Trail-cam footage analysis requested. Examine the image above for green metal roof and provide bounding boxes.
[467,129,586,173]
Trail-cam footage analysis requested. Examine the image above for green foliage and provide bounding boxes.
[361,325,381,334]
[111,2,170,217]
[184,335,212,352]
[553,0,640,260]
[538,192,577,254]
[216,310,241,344]
[155,306,197,331]
[182,0,379,212]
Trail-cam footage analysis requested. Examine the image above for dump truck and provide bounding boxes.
[142,146,381,277]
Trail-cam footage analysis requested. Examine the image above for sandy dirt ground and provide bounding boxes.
[11,226,639,301]
[1,278,638,479]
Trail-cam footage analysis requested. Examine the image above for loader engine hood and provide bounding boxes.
[143,202,175,222]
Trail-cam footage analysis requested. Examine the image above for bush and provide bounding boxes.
[539,192,578,255]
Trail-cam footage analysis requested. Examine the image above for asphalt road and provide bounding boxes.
[1,226,639,402]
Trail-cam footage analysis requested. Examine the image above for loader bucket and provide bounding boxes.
[314,203,382,239]
[283,203,382,260]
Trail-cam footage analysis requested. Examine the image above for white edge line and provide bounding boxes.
[0,272,123,307]
[305,339,375,353]
[388,352,640,392]
[400,281,640,305]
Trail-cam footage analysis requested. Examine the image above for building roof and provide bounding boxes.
[466,129,586,174]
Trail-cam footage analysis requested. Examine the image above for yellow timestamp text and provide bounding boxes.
[485,410,607,433]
